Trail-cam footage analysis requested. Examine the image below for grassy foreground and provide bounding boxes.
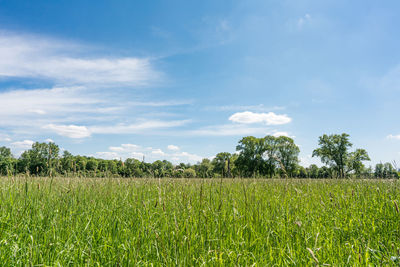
[0,177,399,265]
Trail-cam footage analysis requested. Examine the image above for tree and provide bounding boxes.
[86,158,99,172]
[212,152,232,178]
[261,136,279,177]
[123,158,143,177]
[183,168,196,178]
[18,142,60,175]
[347,149,370,177]
[236,136,265,177]
[0,146,14,176]
[236,135,301,178]
[308,164,319,178]
[275,136,300,177]
[312,133,352,178]
[374,163,384,178]
[60,150,74,174]
[195,158,213,178]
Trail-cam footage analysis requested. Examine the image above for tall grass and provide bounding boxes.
[0,177,399,265]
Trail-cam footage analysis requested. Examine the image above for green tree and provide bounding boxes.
[18,142,60,176]
[183,168,196,178]
[312,133,352,178]
[374,163,384,178]
[275,136,300,177]
[261,136,279,177]
[60,150,74,174]
[195,158,213,178]
[212,152,232,178]
[86,158,99,173]
[308,164,319,178]
[235,136,265,177]
[0,146,14,176]
[347,149,370,177]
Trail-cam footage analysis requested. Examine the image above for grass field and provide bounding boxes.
[0,177,399,265]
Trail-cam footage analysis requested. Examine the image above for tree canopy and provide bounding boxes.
[0,134,396,179]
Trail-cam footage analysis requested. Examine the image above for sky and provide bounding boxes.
[0,0,399,166]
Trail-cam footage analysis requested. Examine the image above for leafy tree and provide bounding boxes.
[18,142,60,175]
[374,163,384,178]
[236,135,301,178]
[75,156,87,173]
[383,162,398,178]
[124,158,143,177]
[347,149,370,177]
[236,136,265,177]
[60,151,74,174]
[312,133,353,178]
[183,168,196,178]
[261,136,279,177]
[296,166,308,178]
[318,166,331,178]
[275,136,300,177]
[195,158,213,178]
[308,164,319,178]
[86,158,99,172]
[0,146,14,176]
[212,152,232,178]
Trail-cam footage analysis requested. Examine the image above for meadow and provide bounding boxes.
[0,177,399,266]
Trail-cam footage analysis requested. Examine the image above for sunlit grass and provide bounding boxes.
[0,177,399,265]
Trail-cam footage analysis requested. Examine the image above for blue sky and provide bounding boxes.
[0,0,399,166]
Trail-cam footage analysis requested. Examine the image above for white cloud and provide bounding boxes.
[0,84,190,138]
[11,140,34,149]
[388,134,400,140]
[0,86,97,120]
[0,30,193,141]
[229,111,291,125]
[298,14,311,29]
[45,138,54,143]
[299,154,322,167]
[167,145,180,151]
[96,143,204,164]
[151,149,165,156]
[95,152,119,160]
[0,135,12,142]
[272,131,290,137]
[0,31,159,86]
[176,151,203,162]
[43,124,91,139]
[89,120,189,135]
[43,120,187,139]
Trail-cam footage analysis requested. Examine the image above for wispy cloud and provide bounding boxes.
[0,30,159,86]
[11,140,34,149]
[0,134,12,142]
[167,144,180,151]
[0,83,191,139]
[388,134,400,140]
[95,143,203,163]
[297,14,311,29]
[89,120,190,135]
[43,124,91,139]
[229,111,291,125]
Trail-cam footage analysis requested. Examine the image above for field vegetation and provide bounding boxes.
[0,133,398,179]
[1,132,399,265]
[0,177,399,265]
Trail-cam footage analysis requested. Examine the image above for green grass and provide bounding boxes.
[0,177,399,265]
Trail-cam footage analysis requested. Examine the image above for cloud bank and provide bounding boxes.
[0,31,159,86]
[229,111,292,125]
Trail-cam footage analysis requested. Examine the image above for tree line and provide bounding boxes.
[0,133,398,178]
